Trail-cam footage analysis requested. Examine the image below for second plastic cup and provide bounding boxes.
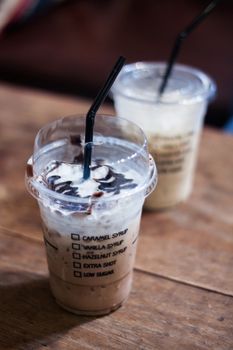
[26,114,156,315]
[111,62,216,209]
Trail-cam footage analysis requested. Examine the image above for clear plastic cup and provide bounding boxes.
[111,62,216,209]
[26,114,157,315]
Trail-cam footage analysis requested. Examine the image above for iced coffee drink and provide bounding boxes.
[111,62,216,209]
[26,115,156,315]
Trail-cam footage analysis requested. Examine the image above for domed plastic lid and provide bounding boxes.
[26,115,157,210]
[111,62,216,105]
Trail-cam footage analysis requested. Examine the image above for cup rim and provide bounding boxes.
[111,61,217,105]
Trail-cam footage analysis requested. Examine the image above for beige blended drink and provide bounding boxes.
[26,115,156,315]
[111,62,216,209]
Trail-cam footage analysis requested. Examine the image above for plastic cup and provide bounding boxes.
[111,62,216,209]
[26,114,157,315]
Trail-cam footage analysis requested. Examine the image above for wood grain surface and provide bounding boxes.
[137,130,233,295]
[1,228,233,350]
[0,83,233,349]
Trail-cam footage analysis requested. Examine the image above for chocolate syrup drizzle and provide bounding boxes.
[45,135,137,199]
[92,164,137,195]
[47,163,137,198]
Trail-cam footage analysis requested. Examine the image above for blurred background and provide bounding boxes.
[0,0,232,129]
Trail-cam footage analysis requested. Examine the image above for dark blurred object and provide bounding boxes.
[0,0,65,31]
[0,0,232,128]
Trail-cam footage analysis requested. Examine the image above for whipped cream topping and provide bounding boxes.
[38,160,138,199]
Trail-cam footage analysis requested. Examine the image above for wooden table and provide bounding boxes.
[0,83,233,350]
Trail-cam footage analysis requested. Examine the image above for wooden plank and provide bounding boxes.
[1,128,232,295]
[0,188,42,239]
[0,229,233,350]
[0,83,233,296]
[0,83,113,192]
[0,83,113,125]
[0,83,113,237]
[136,130,233,295]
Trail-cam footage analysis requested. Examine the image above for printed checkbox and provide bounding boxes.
[73,261,81,269]
[71,233,80,241]
[72,252,81,259]
[73,271,82,278]
[72,243,80,250]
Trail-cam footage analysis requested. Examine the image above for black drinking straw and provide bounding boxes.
[83,56,125,179]
[159,0,221,95]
